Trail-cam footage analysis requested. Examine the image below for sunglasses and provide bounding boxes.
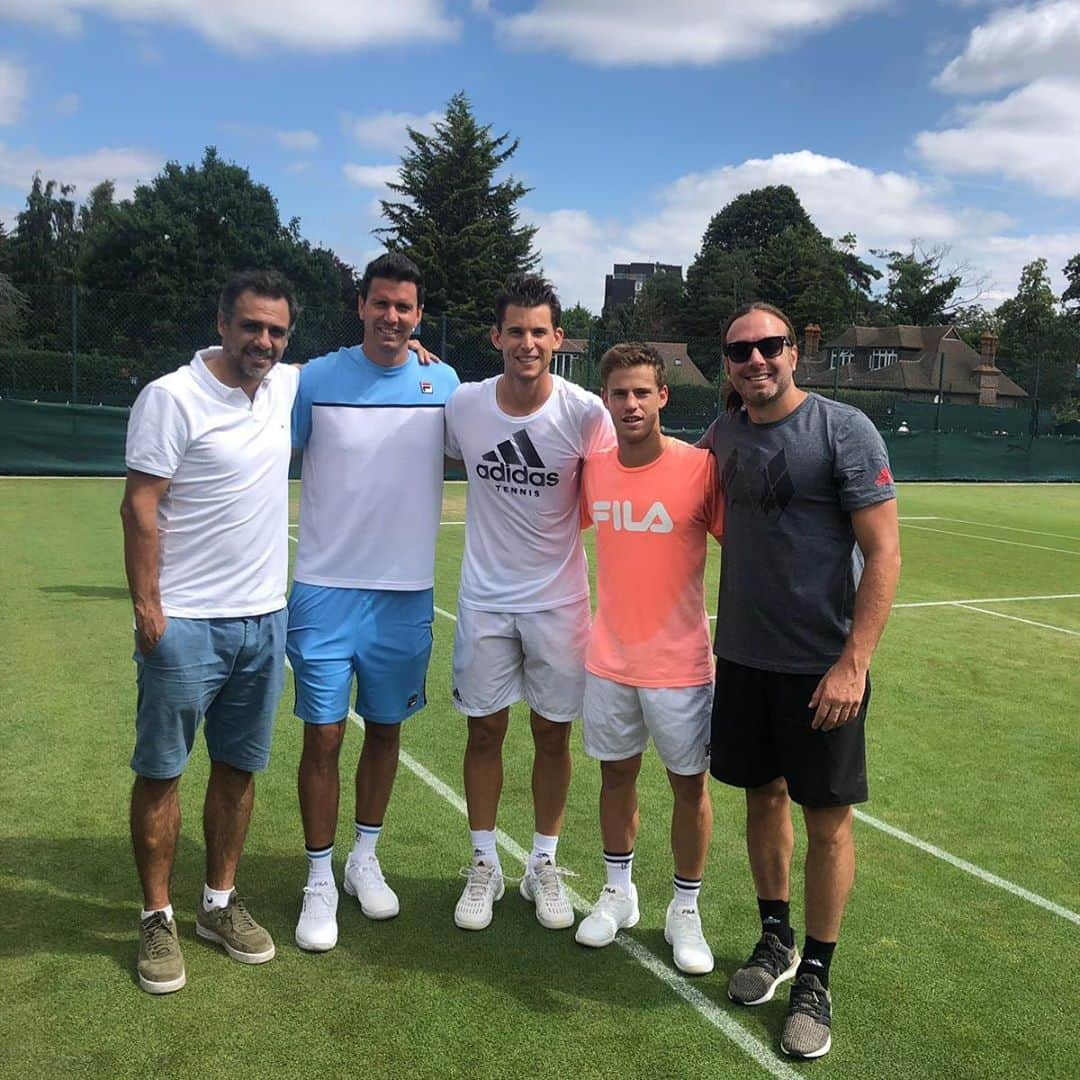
[724,336,791,364]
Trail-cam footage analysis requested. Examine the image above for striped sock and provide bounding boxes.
[673,874,701,910]
[603,850,634,893]
[351,821,382,862]
[305,844,334,886]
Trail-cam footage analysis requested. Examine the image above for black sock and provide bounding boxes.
[796,936,836,988]
[757,897,794,948]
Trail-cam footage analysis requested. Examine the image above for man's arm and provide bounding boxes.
[119,469,172,655]
[808,498,901,730]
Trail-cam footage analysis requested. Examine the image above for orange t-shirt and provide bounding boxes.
[581,439,723,688]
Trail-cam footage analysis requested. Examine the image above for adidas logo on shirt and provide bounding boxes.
[475,430,559,495]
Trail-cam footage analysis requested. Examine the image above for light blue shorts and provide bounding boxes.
[286,582,434,726]
[131,610,287,779]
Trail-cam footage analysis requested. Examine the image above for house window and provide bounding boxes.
[552,354,573,379]
[868,348,898,370]
[829,348,853,369]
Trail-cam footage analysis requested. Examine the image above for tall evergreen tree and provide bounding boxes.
[377,92,538,321]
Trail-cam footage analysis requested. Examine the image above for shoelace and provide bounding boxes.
[142,913,175,959]
[302,884,335,911]
[458,863,501,899]
[533,861,575,901]
[748,933,793,976]
[593,886,629,914]
[222,896,256,931]
[355,858,386,884]
[788,978,830,1020]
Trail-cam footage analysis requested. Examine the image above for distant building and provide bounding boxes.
[603,262,682,314]
[798,324,1028,407]
[552,338,710,389]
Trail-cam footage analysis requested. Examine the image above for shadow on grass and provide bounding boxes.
[39,585,130,600]
[1,836,754,1020]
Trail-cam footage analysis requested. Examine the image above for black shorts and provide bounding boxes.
[710,658,869,808]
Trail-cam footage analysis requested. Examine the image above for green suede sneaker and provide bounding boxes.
[137,911,186,994]
[195,894,275,964]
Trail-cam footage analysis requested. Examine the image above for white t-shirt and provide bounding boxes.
[125,349,299,619]
[445,374,615,612]
[291,345,460,590]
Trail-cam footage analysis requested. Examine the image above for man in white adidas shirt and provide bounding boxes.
[121,270,300,994]
[445,274,615,932]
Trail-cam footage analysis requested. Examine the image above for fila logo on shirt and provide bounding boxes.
[476,430,559,493]
[592,500,673,533]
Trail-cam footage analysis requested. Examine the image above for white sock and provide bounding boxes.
[203,885,233,911]
[469,828,500,870]
[141,903,174,923]
[673,875,701,911]
[306,844,334,886]
[603,850,634,894]
[351,821,381,862]
[529,831,559,873]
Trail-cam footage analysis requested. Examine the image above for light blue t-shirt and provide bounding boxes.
[292,346,459,590]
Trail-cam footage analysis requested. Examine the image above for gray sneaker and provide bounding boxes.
[728,932,799,1005]
[137,911,186,994]
[781,973,833,1059]
[195,894,275,964]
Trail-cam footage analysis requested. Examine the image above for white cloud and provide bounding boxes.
[0,0,459,53]
[916,77,1080,199]
[275,129,319,152]
[0,59,28,125]
[491,0,882,65]
[342,163,400,189]
[0,143,162,200]
[527,150,1037,312]
[935,0,1080,94]
[54,92,79,115]
[342,110,441,152]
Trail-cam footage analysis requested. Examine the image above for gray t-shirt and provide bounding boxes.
[699,392,896,674]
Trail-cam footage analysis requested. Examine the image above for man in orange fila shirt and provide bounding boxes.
[575,342,724,975]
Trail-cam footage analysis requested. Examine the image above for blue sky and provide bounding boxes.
[1,0,1078,313]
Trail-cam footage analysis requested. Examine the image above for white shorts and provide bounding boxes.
[451,597,590,723]
[582,673,712,776]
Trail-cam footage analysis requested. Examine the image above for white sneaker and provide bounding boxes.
[454,861,505,931]
[574,884,639,948]
[295,880,338,952]
[343,854,400,920]
[519,858,575,930]
[664,901,714,975]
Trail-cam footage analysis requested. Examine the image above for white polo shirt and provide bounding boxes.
[125,348,299,619]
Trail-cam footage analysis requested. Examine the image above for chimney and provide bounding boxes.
[803,324,821,363]
[974,331,1001,407]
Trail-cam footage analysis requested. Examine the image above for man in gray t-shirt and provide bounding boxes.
[699,302,901,1061]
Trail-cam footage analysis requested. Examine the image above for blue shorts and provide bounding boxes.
[286,582,434,726]
[131,610,287,780]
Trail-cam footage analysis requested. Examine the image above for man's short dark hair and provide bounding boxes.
[219,270,299,327]
[599,342,666,390]
[360,252,425,306]
[494,274,561,330]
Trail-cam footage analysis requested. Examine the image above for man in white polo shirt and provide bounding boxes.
[121,269,300,994]
[445,274,615,933]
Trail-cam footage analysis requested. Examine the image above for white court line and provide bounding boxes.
[938,517,1080,542]
[894,593,1080,608]
[955,604,1079,637]
[282,655,797,1080]
[853,812,1080,927]
[898,522,1080,556]
[897,516,938,520]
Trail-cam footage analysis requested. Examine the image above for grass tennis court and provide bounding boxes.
[1,478,1078,1079]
